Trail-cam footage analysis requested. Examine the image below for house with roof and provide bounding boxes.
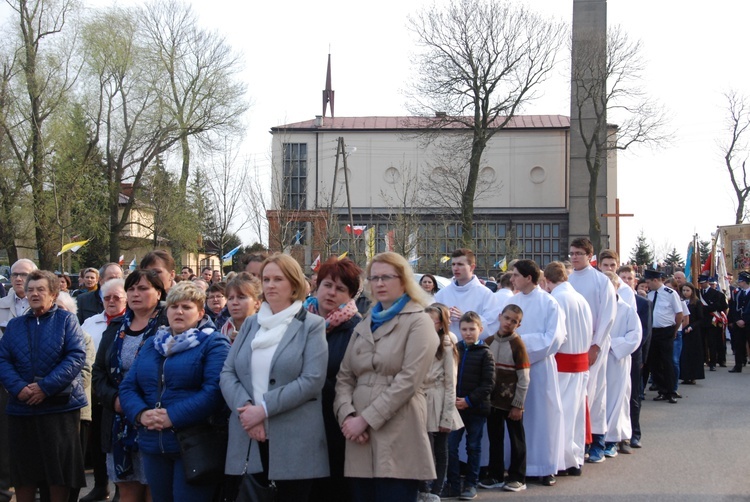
[267,114,617,275]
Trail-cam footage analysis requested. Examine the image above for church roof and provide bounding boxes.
[271,115,570,132]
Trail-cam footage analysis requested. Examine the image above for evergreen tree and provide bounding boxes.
[664,247,685,268]
[629,230,655,266]
[699,240,711,262]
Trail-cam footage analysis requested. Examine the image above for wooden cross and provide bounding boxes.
[601,198,634,259]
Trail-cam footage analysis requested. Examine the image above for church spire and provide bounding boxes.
[322,53,334,118]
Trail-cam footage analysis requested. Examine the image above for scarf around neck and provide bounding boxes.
[152,315,214,357]
[304,296,359,333]
[252,301,302,350]
[370,293,411,332]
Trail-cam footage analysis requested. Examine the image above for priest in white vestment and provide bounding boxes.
[603,273,642,454]
[568,238,617,463]
[544,262,593,474]
[507,260,565,484]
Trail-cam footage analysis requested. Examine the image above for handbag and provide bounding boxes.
[235,443,277,502]
[176,422,228,485]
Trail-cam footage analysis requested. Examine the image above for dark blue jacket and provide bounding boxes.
[455,339,495,417]
[119,328,230,454]
[0,305,87,415]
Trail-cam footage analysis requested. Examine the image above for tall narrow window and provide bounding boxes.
[282,143,307,209]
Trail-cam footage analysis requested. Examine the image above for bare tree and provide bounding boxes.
[204,140,251,260]
[721,90,750,224]
[141,0,249,197]
[571,25,669,251]
[379,162,426,260]
[2,0,80,268]
[407,0,566,247]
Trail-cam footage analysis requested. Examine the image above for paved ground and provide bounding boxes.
[49,353,750,502]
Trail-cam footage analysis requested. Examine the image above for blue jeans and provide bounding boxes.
[673,331,683,391]
[141,452,217,502]
[448,413,486,490]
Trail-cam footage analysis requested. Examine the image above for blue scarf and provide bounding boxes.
[370,294,411,332]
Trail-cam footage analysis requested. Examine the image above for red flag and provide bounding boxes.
[589,254,597,267]
[311,254,321,272]
[345,225,366,237]
[701,252,712,273]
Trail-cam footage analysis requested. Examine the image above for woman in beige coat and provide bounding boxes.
[334,252,438,502]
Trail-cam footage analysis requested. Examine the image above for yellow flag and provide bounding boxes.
[500,257,507,272]
[366,228,376,262]
[338,251,348,260]
[57,239,90,256]
[440,255,451,264]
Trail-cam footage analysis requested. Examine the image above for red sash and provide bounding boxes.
[555,352,589,373]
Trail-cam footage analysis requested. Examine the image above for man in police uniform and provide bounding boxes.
[728,271,750,373]
[644,269,683,403]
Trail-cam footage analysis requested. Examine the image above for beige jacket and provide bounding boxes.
[423,336,463,432]
[334,300,438,480]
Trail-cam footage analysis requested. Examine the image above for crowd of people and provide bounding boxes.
[0,238,740,502]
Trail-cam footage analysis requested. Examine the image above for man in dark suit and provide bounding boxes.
[629,294,652,448]
[727,271,750,373]
[698,274,728,371]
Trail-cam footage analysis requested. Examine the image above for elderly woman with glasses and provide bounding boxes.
[0,270,87,502]
[334,252,439,501]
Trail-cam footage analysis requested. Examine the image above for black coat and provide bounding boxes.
[76,288,103,325]
[634,295,653,365]
[698,287,728,329]
[455,340,495,417]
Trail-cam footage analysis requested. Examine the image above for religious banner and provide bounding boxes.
[718,224,750,279]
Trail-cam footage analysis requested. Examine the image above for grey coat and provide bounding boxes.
[220,307,329,480]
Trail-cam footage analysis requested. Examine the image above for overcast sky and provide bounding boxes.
[6,0,747,261]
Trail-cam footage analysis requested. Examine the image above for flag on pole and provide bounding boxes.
[493,257,507,271]
[440,255,451,264]
[366,227,376,262]
[222,244,243,267]
[311,254,321,272]
[129,257,137,272]
[118,255,125,266]
[685,242,694,283]
[57,239,90,256]
[345,225,367,237]
[338,252,348,260]
[589,254,597,267]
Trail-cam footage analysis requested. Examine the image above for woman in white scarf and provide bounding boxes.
[221,254,328,502]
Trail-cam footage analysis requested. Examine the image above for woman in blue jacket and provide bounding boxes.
[0,270,87,502]
[119,281,230,502]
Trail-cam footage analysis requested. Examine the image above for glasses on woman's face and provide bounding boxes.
[367,275,399,283]
[103,295,123,302]
[208,294,225,301]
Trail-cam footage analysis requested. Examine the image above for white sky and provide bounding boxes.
[4,0,747,261]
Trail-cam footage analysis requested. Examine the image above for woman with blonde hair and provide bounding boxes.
[220,272,261,342]
[221,253,328,501]
[335,252,438,501]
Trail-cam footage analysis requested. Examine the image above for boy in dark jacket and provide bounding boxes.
[445,311,495,500]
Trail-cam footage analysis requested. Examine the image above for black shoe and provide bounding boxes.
[668,396,677,404]
[709,366,716,371]
[674,392,682,398]
[728,367,742,373]
[630,438,642,448]
[80,486,110,502]
[566,466,582,476]
[653,394,667,401]
[648,385,658,391]
[541,475,556,486]
[719,363,727,367]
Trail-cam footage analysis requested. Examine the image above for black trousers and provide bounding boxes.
[648,327,676,397]
[629,354,642,441]
[254,440,313,502]
[731,326,748,369]
[486,407,526,483]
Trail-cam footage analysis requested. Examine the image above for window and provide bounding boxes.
[282,143,307,209]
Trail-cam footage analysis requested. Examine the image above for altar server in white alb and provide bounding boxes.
[435,248,504,339]
[507,260,566,487]
[599,250,636,312]
[567,237,617,464]
[543,262,593,476]
[602,272,642,458]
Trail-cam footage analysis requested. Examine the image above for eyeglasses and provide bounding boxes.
[367,275,399,283]
[11,272,29,278]
[103,295,124,302]
[568,252,587,257]
[207,294,225,300]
